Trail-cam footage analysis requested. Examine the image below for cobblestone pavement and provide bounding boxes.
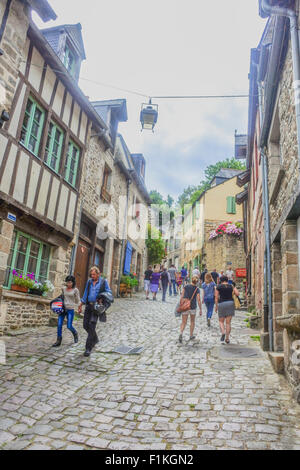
[1,293,300,450]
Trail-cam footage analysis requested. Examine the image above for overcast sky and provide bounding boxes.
[33,1,266,202]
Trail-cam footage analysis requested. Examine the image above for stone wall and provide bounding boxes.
[203,220,246,273]
[0,287,51,335]
[0,0,30,114]
[269,46,299,236]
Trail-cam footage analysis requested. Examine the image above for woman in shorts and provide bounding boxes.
[215,275,239,344]
[179,276,202,343]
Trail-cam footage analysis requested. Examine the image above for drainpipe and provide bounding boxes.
[261,149,274,351]
[261,0,300,165]
[256,66,272,346]
[116,178,132,297]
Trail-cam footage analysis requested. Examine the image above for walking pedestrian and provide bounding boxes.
[178,276,202,343]
[168,264,178,296]
[176,270,183,294]
[215,275,239,344]
[52,275,80,348]
[161,268,170,302]
[192,266,200,278]
[201,273,216,327]
[144,265,153,300]
[181,266,188,286]
[211,269,219,285]
[78,266,112,357]
[200,268,208,283]
[225,266,235,285]
[150,265,161,301]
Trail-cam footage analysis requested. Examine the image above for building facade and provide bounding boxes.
[181,170,246,282]
[0,0,149,334]
[241,0,300,402]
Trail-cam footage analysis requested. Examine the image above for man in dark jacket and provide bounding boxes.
[78,266,112,357]
[161,268,170,302]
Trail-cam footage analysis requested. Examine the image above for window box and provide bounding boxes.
[28,288,44,296]
[11,284,28,293]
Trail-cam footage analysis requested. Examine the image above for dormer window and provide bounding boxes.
[63,45,76,77]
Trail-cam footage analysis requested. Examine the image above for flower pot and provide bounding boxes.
[28,289,43,296]
[11,284,28,293]
[120,283,127,297]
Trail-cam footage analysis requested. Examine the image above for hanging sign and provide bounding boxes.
[236,268,246,278]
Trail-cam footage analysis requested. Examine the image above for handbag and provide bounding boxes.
[233,294,241,309]
[177,286,198,313]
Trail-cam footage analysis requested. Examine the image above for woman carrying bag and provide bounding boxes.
[215,275,240,344]
[52,275,80,347]
[201,273,216,328]
[178,276,202,343]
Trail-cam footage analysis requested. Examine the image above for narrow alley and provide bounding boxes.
[1,295,300,451]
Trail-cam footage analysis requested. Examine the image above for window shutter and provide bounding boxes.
[226,197,231,213]
[227,196,236,214]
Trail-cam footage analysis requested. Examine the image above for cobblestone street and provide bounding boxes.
[1,294,300,451]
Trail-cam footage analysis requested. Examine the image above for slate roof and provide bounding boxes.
[41,23,86,60]
[215,168,245,179]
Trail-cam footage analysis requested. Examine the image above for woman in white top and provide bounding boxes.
[52,275,80,348]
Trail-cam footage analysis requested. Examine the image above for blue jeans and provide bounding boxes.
[162,284,168,301]
[205,299,215,320]
[169,280,177,296]
[57,310,77,338]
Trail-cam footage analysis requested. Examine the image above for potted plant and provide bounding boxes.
[11,271,33,293]
[29,279,54,297]
[120,275,129,297]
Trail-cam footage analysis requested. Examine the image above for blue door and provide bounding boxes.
[123,241,133,275]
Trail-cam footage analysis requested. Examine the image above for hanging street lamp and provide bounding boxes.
[140,99,158,132]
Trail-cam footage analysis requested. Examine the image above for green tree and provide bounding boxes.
[204,157,245,182]
[146,224,166,265]
[149,190,165,205]
[177,158,246,207]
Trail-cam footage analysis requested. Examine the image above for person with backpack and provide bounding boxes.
[52,275,80,348]
[160,268,170,302]
[215,275,240,344]
[178,276,202,343]
[201,273,216,328]
[78,266,112,357]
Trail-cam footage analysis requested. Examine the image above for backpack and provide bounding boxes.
[50,295,65,315]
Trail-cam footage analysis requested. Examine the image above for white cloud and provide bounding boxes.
[33,0,266,198]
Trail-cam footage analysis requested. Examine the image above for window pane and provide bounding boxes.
[15,253,26,271]
[39,261,48,278]
[30,241,40,258]
[27,257,37,274]
[17,236,28,254]
[42,244,50,260]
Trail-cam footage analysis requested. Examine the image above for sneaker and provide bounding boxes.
[220,334,225,343]
[225,338,230,344]
[179,334,183,343]
[190,336,196,341]
[84,350,91,357]
[207,319,211,327]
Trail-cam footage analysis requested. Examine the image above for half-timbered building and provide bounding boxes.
[0,1,108,333]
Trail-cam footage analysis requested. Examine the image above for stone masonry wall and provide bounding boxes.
[0,0,30,114]
[203,220,246,273]
[269,46,299,235]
